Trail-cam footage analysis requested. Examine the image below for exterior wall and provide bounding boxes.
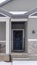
[28,18,37,56]
[1,0,37,11]
[0,17,37,60]
[0,22,6,53]
[0,22,6,41]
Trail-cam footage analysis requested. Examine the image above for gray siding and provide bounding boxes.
[0,22,6,41]
[2,0,37,11]
[28,18,37,39]
[0,22,6,53]
[28,18,37,55]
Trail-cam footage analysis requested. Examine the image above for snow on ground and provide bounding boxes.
[13,61,37,65]
[0,61,37,65]
[0,61,11,65]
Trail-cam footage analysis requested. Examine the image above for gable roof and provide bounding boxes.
[0,8,13,17]
[0,13,6,17]
[24,8,37,16]
[0,8,28,18]
[0,8,37,18]
[31,12,37,16]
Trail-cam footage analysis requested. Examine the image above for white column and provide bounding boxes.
[6,17,11,55]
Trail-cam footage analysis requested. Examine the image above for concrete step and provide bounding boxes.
[11,53,28,58]
[0,54,9,62]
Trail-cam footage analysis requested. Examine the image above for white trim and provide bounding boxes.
[0,12,8,17]
[28,39,37,41]
[11,18,28,21]
[0,0,6,4]
[0,17,10,54]
[10,11,27,15]
[29,11,37,18]
[0,41,6,42]
[29,16,37,18]
[12,29,24,30]
[0,17,28,22]
[29,11,37,16]
[6,19,9,55]
[0,17,10,22]
[0,0,11,7]
[11,29,24,51]
[6,17,11,55]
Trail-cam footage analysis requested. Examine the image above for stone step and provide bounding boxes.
[11,53,28,58]
[0,54,9,62]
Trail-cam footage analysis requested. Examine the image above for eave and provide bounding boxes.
[0,0,12,7]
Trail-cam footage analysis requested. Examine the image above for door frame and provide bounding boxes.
[11,29,24,52]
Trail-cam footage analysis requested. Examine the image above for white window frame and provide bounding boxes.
[12,29,24,52]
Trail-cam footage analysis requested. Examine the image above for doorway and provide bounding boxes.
[12,29,24,51]
[11,22,27,52]
[13,30,22,50]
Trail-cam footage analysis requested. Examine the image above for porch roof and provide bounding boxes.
[0,0,12,7]
[0,8,37,18]
[0,13,5,17]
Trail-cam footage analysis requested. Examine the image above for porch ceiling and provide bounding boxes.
[0,8,37,18]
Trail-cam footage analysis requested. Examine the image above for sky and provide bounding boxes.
[0,61,37,65]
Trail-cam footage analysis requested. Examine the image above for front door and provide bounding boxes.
[13,30,23,51]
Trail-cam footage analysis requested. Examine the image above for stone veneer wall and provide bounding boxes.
[28,41,37,56]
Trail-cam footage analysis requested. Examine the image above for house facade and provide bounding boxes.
[0,0,37,61]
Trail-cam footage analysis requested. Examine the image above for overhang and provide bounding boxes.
[0,0,12,7]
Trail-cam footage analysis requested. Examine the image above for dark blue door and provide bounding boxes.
[13,30,23,50]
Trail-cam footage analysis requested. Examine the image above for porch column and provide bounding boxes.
[6,17,11,55]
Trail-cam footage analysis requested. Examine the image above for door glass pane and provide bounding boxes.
[13,30,23,51]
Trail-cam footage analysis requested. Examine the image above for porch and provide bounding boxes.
[0,15,28,61]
